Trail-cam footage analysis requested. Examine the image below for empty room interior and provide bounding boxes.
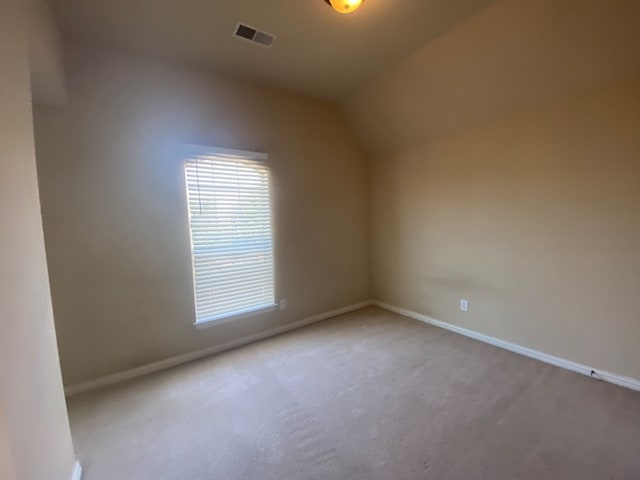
[2,0,640,479]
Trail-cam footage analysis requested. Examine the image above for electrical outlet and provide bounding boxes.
[460,299,469,312]
[279,299,287,310]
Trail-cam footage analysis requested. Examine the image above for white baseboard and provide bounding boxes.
[373,300,640,393]
[65,301,373,396]
[71,462,82,480]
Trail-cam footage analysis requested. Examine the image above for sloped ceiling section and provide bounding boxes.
[348,0,640,152]
[45,0,640,147]
[49,0,494,100]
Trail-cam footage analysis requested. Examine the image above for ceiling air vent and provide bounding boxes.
[233,23,276,48]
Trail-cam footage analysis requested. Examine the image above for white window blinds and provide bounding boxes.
[184,147,275,324]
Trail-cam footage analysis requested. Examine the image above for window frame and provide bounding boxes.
[182,144,278,329]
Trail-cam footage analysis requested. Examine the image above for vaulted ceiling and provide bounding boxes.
[49,0,495,100]
[349,0,640,150]
[49,0,640,149]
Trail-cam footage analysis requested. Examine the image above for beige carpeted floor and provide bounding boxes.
[67,307,640,479]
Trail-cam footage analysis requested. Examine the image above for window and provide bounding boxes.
[184,146,275,325]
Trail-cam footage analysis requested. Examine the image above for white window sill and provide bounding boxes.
[194,304,277,330]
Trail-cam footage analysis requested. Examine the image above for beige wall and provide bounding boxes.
[350,0,640,381]
[34,42,370,387]
[0,410,16,480]
[0,3,76,480]
[367,77,640,380]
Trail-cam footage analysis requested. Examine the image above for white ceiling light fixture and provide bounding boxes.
[324,0,365,14]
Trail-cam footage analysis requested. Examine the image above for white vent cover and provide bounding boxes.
[233,23,276,48]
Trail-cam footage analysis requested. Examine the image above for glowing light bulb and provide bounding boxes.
[325,0,365,14]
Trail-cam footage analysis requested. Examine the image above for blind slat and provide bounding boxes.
[194,262,273,275]
[194,269,274,284]
[192,262,273,276]
[196,292,276,316]
[194,280,274,295]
